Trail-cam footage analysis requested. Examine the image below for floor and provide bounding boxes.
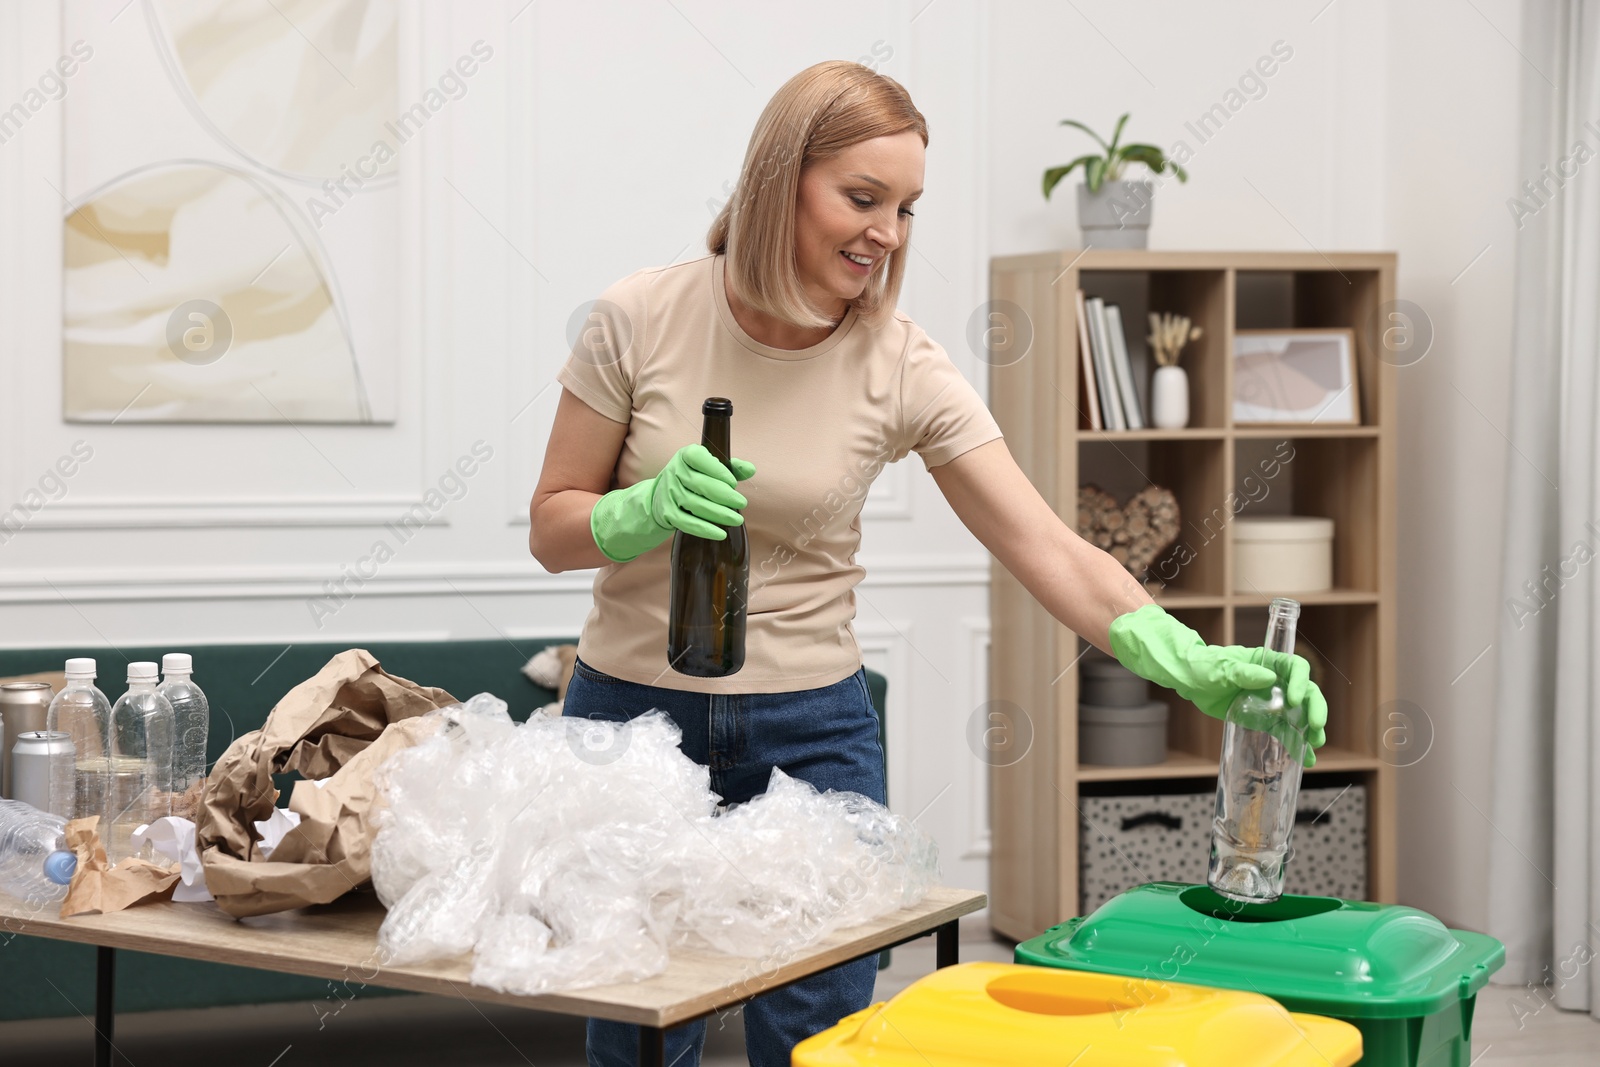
[1,916,1596,1065]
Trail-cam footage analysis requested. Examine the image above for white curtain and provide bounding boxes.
[1488,0,1600,1015]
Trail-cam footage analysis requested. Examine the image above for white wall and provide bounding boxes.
[0,0,1523,926]
[1382,0,1523,934]
[986,0,1525,932]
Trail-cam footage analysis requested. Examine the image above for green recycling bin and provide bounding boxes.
[1015,882,1504,1067]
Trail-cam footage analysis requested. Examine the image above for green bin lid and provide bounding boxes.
[1015,882,1505,1020]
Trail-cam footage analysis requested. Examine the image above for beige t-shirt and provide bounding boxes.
[555,253,1003,693]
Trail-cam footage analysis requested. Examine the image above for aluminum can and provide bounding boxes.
[12,730,74,814]
[1,682,54,799]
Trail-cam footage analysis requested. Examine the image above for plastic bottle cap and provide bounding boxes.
[44,850,78,886]
[127,661,159,683]
[162,653,192,673]
[65,657,96,677]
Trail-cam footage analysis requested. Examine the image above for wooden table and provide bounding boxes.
[1,885,986,1066]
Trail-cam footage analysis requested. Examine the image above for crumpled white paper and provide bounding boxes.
[252,808,303,861]
[247,777,331,862]
[130,817,213,902]
[369,693,940,995]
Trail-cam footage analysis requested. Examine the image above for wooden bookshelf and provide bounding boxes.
[986,249,1398,941]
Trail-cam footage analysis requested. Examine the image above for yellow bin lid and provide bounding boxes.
[793,962,1362,1067]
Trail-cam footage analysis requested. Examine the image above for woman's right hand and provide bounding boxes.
[589,444,756,562]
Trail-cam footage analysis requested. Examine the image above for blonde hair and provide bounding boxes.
[707,60,927,330]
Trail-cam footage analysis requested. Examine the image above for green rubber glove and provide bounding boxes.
[1107,603,1329,767]
[589,444,756,563]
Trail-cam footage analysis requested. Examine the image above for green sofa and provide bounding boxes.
[0,640,889,1021]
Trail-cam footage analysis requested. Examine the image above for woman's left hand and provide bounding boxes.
[1108,603,1328,766]
[924,442,1328,764]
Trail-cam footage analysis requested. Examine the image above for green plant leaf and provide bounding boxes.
[1117,143,1164,164]
[1118,143,1187,182]
[1042,154,1102,199]
[1058,118,1109,152]
[1105,112,1130,156]
[1085,156,1106,193]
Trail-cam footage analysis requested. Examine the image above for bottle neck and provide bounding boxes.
[163,672,191,682]
[127,680,157,692]
[701,412,732,466]
[65,675,96,687]
[1262,603,1299,655]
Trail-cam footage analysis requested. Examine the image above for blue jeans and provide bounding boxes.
[563,655,887,1067]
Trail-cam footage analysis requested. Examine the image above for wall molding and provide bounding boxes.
[507,457,915,528]
[4,3,446,532]
[501,0,544,527]
[0,3,61,514]
[862,463,913,520]
[961,615,992,861]
[854,619,913,815]
[0,552,992,604]
[18,498,452,529]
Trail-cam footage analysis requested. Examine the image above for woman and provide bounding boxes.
[529,59,1327,1067]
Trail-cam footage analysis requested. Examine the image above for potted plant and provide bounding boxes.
[1042,113,1187,248]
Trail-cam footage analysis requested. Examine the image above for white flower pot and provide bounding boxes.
[1151,365,1190,429]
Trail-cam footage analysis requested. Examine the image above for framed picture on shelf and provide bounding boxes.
[1232,329,1360,425]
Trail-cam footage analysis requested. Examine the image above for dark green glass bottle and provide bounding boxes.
[668,398,749,676]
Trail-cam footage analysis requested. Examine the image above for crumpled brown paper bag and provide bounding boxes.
[194,649,457,918]
[59,816,181,918]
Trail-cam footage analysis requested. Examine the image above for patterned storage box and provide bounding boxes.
[1079,783,1369,914]
[1078,791,1212,914]
[1284,783,1367,900]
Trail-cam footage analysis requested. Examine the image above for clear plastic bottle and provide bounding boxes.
[43,658,113,824]
[107,662,175,864]
[158,653,209,821]
[1207,597,1311,904]
[0,797,78,904]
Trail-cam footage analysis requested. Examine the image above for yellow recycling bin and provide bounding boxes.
[793,962,1362,1067]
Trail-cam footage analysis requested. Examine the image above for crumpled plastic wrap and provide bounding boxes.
[369,693,939,994]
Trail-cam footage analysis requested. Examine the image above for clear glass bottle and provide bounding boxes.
[1207,597,1311,904]
[43,658,112,824]
[158,653,209,821]
[107,662,175,864]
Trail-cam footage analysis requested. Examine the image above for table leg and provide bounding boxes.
[95,946,115,1067]
[935,919,959,968]
[639,1025,665,1067]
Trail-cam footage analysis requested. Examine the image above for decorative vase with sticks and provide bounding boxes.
[1148,312,1203,429]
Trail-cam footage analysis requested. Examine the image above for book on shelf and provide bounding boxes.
[1074,288,1102,430]
[1103,303,1144,429]
[1083,295,1125,431]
